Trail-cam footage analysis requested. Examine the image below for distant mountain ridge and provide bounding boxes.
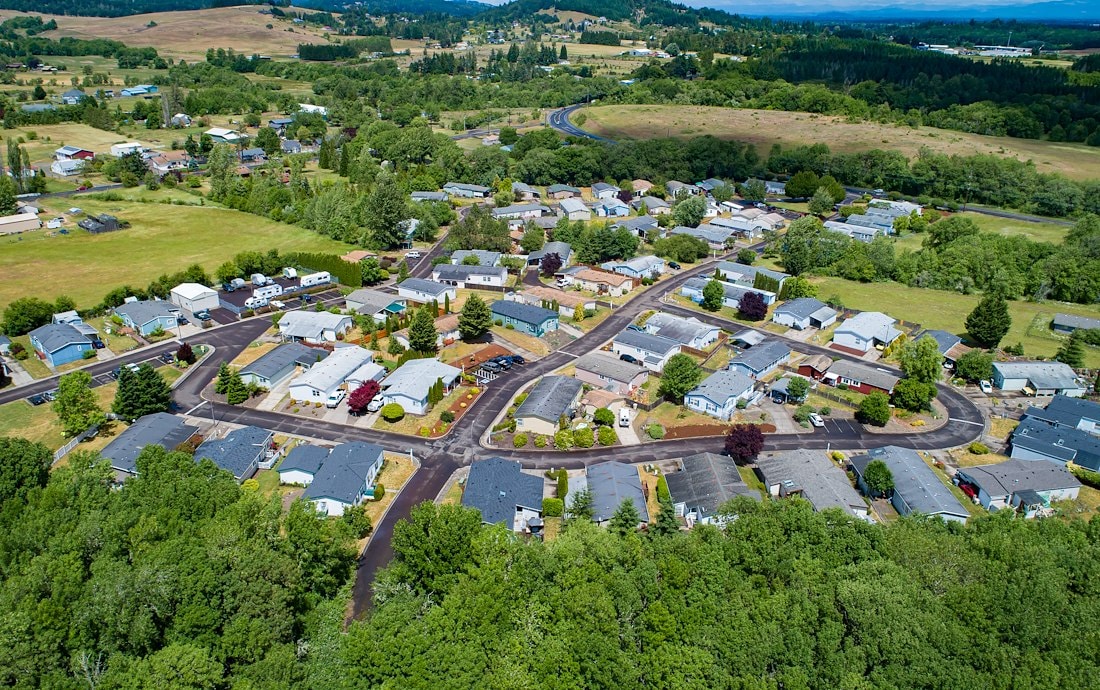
[684,0,1100,22]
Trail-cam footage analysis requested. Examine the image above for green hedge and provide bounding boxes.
[285,252,362,287]
[542,497,564,517]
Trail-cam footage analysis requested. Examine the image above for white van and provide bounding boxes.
[618,407,631,427]
[244,296,268,310]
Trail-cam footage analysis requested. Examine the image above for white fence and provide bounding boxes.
[53,424,100,464]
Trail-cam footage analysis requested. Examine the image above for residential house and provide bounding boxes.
[756,212,787,232]
[281,140,303,155]
[680,277,776,310]
[666,452,761,527]
[850,446,969,523]
[169,283,219,313]
[278,444,329,486]
[345,360,386,389]
[268,116,294,133]
[431,264,508,288]
[514,376,583,436]
[411,191,448,203]
[240,342,329,389]
[797,353,835,380]
[0,213,41,235]
[1024,395,1100,436]
[28,323,91,367]
[769,375,811,404]
[592,182,620,200]
[170,113,192,127]
[147,151,192,175]
[298,103,327,117]
[559,197,591,221]
[612,330,681,372]
[685,369,756,420]
[288,346,373,405]
[381,358,461,414]
[50,159,85,176]
[528,241,574,269]
[832,311,902,354]
[601,255,665,279]
[302,442,386,516]
[451,249,502,266]
[570,268,634,297]
[643,312,720,349]
[764,181,786,196]
[821,359,899,395]
[728,340,791,379]
[462,457,544,532]
[345,288,406,323]
[756,449,870,519]
[574,351,648,395]
[194,426,274,482]
[707,216,764,240]
[772,298,837,330]
[77,214,120,233]
[518,286,595,317]
[631,196,670,215]
[114,300,177,336]
[511,181,541,200]
[60,89,86,105]
[397,277,456,305]
[278,311,353,344]
[717,261,790,292]
[204,127,243,145]
[548,184,581,199]
[239,147,266,163]
[1051,313,1100,334]
[54,145,94,161]
[992,361,1085,397]
[100,412,198,480]
[443,181,491,198]
[491,300,559,336]
[392,313,461,350]
[920,329,970,368]
[824,220,881,243]
[592,198,630,218]
[671,224,734,249]
[846,213,895,234]
[613,215,659,237]
[588,462,650,526]
[120,84,157,96]
[492,203,550,221]
[665,180,698,197]
[955,459,1080,516]
[631,179,654,197]
[696,177,727,194]
[1010,418,1100,471]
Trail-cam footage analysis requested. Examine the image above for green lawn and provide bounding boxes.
[810,276,1100,368]
[961,212,1068,245]
[0,198,353,309]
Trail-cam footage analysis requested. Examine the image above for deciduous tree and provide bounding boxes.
[738,291,767,321]
[52,370,104,436]
[702,279,724,311]
[857,391,892,426]
[723,423,764,463]
[955,350,993,382]
[0,437,51,504]
[657,354,703,403]
[862,459,895,497]
[900,335,943,384]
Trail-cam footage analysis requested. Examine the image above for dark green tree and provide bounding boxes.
[891,378,935,412]
[365,171,410,250]
[657,354,703,403]
[649,499,680,537]
[609,498,641,535]
[214,362,233,394]
[225,369,249,405]
[955,350,993,382]
[0,437,51,504]
[1056,333,1086,368]
[965,293,1012,347]
[52,370,104,436]
[857,391,892,427]
[900,335,943,384]
[458,294,492,341]
[113,363,171,421]
[389,502,484,598]
[702,279,725,311]
[862,459,895,497]
[407,307,438,354]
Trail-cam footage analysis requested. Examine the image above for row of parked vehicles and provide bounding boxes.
[481,354,525,373]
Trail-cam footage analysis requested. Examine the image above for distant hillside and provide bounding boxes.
[0,0,268,18]
[477,0,778,27]
[292,0,488,16]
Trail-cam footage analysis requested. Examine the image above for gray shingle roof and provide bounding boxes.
[514,376,582,423]
[957,459,1080,500]
[756,449,867,517]
[444,182,490,193]
[645,312,717,346]
[303,442,384,504]
[688,369,754,404]
[451,249,502,266]
[672,224,733,245]
[588,461,649,523]
[194,426,272,480]
[346,288,404,315]
[1052,313,1100,331]
[665,452,760,517]
[920,329,962,356]
[613,330,680,357]
[101,412,197,475]
[837,311,900,342]
[850,446,968,519]
[279,444,330,476]
[825,360,899,392]
[243,343,328,380]
[728,340,791,374]
[1024,395,1100,430]
[491,300,558,326]
[462,457,544,525]
[1012,418,1100,470]
[575,351,646,384]
[716,260,789,285]
[548,184,581,194]
[775,297,832,321]
[613,215,658,233]
[29,323,90,353]
[114,300,175,328]
[528,241,573,263]
[398,277,453,297]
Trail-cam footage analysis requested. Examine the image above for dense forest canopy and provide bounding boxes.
[0,0,272,17]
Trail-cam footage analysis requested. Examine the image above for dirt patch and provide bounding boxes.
[664,423,730,439]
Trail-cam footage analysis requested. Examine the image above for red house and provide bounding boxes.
[821,359,899,396]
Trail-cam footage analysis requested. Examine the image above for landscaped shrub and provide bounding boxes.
[514,433,529,448]
[542,497,564,517]
[380,403,405,422]
[968,442,990,455]
[514,393,528,405]
[440,410,455,423]
[554,430,574,450]
[593,408,615,426]
[555,469,568,498]
[819,406,832,415]
[1069,463,1100,489]
[574,427,594,448]
[374,483,385,500]
[597,426,617,446]
[647,424,665,440]
[534,435,547,448]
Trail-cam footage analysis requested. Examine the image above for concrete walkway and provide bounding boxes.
[610,401,642,445]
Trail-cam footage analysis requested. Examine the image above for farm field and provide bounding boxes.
[892,211,1069,252]
[809,276,1100,368]
[0,6,334,61]
[0,197,352,309]
[580,105,1100,181]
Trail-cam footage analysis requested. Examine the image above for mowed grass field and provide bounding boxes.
[581,105,1100,181]
[808,276,1100,368]
[0,199,352,309]
[0,6,334,60]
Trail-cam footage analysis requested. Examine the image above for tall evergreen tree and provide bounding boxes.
[407,307,438,354]
[965,292,1012,348]
[113,364,171,421]
[458,294,492,341]
[609,498,641,535]
[1056,333,1086,368]
[365,171,409,250]
[214,362,233,394]
[225,370,249,405]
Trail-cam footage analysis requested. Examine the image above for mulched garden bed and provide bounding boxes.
[664,422,777,440]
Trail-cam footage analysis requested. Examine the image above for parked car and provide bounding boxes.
[159,352,175,364]
[979,380,993,394]
[405,251,422,259]
[508,355,526,365]
[27,394,45,406]
[482,360,503,372]
[194,310,211,321]
[619,353,639,364]
[270,300,286,310]
[807,413,824,428]
[90,337,105,349]
[367,395,385,413]
[555,278,570,288]
[325,390,347,408]
[43,389,58,402]
[111,363,141,378]
[667,261,681,270]
[492,356,512,370]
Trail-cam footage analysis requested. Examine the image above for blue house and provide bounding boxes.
[29,323,93,367]
[114,300,178,336]
[492,300,559,336]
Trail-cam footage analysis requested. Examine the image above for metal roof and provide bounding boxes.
[671,224,733,244]
[462,457,544,525]
[1052,313,1100,331]
[194,426,272,480]
[558,197,588,214]
[432,264,507,280]
[575,351,646,384]
[588,462,649,523]
[101,412,197,475]
[382,358,462,402]
[994,361,1082,391]
[491,300,558,326]
[278,311,349,340]
[688,369,755,405]
[850,446,969,519]
[29,323,90,353]
[644,312,718,346]
[242,343,329,380]
[836,311,900,342]
[451,249,502,266]
[728,340,791,374]
[345,288,405,315]
[957,459,1080,500]
[513,375,582,423]
[665,452,760,517]
[292,347,372,394]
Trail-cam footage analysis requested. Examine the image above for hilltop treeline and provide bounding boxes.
[0,0,271,17]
